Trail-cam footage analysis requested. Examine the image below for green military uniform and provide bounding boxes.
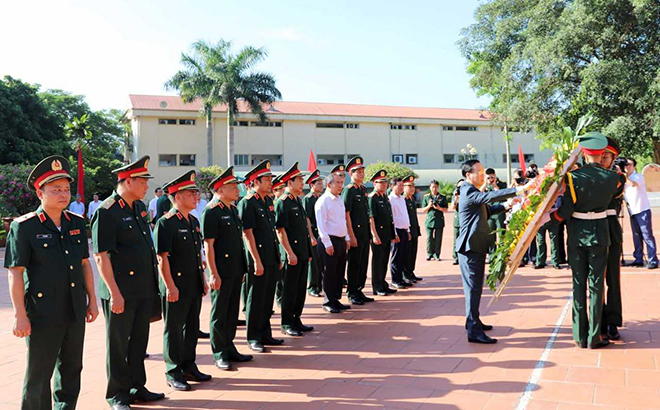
[368,170,396,293]
[452,203,460,264]
[550,133,623,348]
[403,176,422,282]
[486,180,508,260]
[154,194,172,224]
[274,163,312,333]
[536,211,564,268]
[154,171,207,386]
[5,156,89,410]
[92,155,162,406]
[342,156,371,302]
[237,160,281,347]
[201,167,249,362]
[272,174,286,308]
[302,170,322,296]
[422,191,448,260]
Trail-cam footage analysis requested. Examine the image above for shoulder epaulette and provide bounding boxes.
[65,210,84,219]
[347,184,355,189]
[15,212,37,223]
[245,193,254,200]
[369,191,377,198]
[164,209,177,219]
[207,201,219,209]
[424,193,431,196]
[100,197,116,209]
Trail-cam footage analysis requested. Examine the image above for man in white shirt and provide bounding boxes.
[315,173,351,313]
[623,158,658,269]
[87,194,101,219]
[149,187,164,222]
[69,194,85,216]
[388,178,412,289]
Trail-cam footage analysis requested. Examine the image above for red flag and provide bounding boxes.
[77,144,85,203]
[518,143,527,175]
[307,149,317,172]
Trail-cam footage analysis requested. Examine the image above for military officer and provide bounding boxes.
[303,170,324,297]
[368,170,398,296]
[154,190,172,224]
[342,156,375,305]
[154,171,211,391]
[600,137,626,340]
[403,175,423,283]
[92,156,165,409]
[421,180,448,261]
[272,174,285,199]
[238,160,284,353]
[5,156,98,410]
[271,174,285,307]
[275,162,316,336]
[201,167,254,370]
[546,132,623,349]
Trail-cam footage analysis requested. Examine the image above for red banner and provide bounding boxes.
[518,143,527,175]
[307,149,317,172]
[77,145,85,202]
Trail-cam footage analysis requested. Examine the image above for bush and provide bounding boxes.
[0,164,39,217]
[365,161,418,181]
[197,165,224,196]
[429,180,456,199]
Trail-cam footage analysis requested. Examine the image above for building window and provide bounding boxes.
[392,154,404,163]
[503,154,535,164]
[456,126,478,131]
[159,154,177,166]
[179,154,196,166]
[317,155,345,166]
[234,154,249,166]
[346,123,360,129]
[233,121,249,127]
[179,119,196,125]
[250,121,282,127]
[391,124,417,130]
[458,154,479,162]
[158,119,177,125]
[406,154,418,165]
[444,154,456,164]
[252,155,282,166]
[442,126,454,131]
[316,123,344,129]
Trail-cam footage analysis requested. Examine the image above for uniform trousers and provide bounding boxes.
[210,275,242,360]
[162,295,201,380]
[281,258,309,329]
[569,245,608,345]
[346,234,370,298]
[319,236,347,307]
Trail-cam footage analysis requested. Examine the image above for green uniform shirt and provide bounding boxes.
[91,192,158,300]
[551,163,623,248]
[486,180,508,222]
[302,192,321,238]
[405,197,421,237]
[4,207,89,325]
[154,194,172,224]
[154,208,205,298]
[422,193,448,228]
[607,172,627,245]
[201,199,248,278]
[275,192,311,260]
[342,183,370,239]
[237,192,280,266]
[368,192,395,242]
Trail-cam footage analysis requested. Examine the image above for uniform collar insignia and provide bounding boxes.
[37,211,46,223]
[118,199,125,208]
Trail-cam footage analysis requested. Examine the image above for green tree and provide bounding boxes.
[165,39,282,167]
[365,161,418,181]
[196,165,223,197]
[459,0,660,161]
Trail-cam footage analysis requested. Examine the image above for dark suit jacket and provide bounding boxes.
[456,182,517,254]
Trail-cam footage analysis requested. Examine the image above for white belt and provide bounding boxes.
[573,211,608,220]
[606,210,617,216]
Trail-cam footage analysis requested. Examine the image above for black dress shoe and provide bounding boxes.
[607,325,620,341]
[575,341,587,348]
[468,334,497,344]
[248,342,266,352]
[392,282,408,289]
[237,319,246,326]
[296,321,314,332]
[626,261,645,267]
[131,389,165,402]
[648,263,658,270]
[384,287,398,294]
[412,275,423,281]
[282,328,303,337]
[374,290,388,296]
[452,261,459,265]
[167,378,191,391]
[465,320,493,331]
[215,358,232,370]
[262,336,285,345]
[112,405,131,410]
[323,305,340,313]
[144,352,150,358]
[403,279,415,286]
[336,302,351,310]
[183,368,212,381]
[230,352,254,362]
[552,264,562,269]
[349,296,364,305]
[589,339,610,349]
[197,330,210,339]
[534,264,545,269]
[359,293,375,302]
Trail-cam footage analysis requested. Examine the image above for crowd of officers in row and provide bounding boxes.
[5,154,446,410]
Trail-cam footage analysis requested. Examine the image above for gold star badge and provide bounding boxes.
[380,171,385,177]
[190,173,195,181]
[266,162,271,170]
[356,158,361,164]
[51,159,63,171]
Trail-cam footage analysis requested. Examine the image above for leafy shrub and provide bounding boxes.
[0,164,39,216]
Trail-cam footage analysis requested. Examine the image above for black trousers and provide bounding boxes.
[281,257,309,329]
[210,275,242,360]
[319,236,347,306]
[405,233,419,280]
[390,228,410,284]
[162,295,201,380]
[347,234,370,298]
[307,241,322,292]
[371,240,391,292]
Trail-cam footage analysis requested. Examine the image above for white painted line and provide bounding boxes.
[515,295,572,410]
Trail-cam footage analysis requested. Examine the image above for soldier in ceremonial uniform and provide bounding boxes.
[154,171,212,391]
[92,156,165,409]
[303,170,323,297]
[5,156,98,410]
[546,132,623,349]
[600,137,627,340]
[403,175,423,283]
[421,180,448,261]
[154,190,172,224]
[238,160,284,353]
[272,174,285,199]
[275,162,316,336]
[202,167,254,371]
[271,174,285,307]
[342,156,375,305]
[368,170,398,296]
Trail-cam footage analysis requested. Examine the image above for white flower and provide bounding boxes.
[467,143,473,149]
[461,149,467,154]
[470,148,477,155]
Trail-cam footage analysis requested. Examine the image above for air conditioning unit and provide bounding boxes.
[317,158,327,165]
[392,155,404,163]
[407,155,418,164]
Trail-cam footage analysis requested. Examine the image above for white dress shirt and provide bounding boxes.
[625,172,651,216]
[389,192,410,231]
[87,200,101,219]
[148,196,159,218]
[315,190,349,248]
[196,198,208,217]
[69,201,85,216]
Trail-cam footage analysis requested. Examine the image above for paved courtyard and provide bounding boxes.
[0,211,659,409]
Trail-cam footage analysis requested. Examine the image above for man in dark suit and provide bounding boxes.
[456,159,533,344]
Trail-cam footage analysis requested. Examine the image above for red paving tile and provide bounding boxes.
[0,210,659,409]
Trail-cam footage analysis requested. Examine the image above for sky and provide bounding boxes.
[0,0,490,112]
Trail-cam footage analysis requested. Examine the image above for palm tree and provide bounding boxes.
[165,39,282,167]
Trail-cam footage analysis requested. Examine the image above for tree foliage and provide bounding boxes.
[459,0,660,161]
[365,161,418,182]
